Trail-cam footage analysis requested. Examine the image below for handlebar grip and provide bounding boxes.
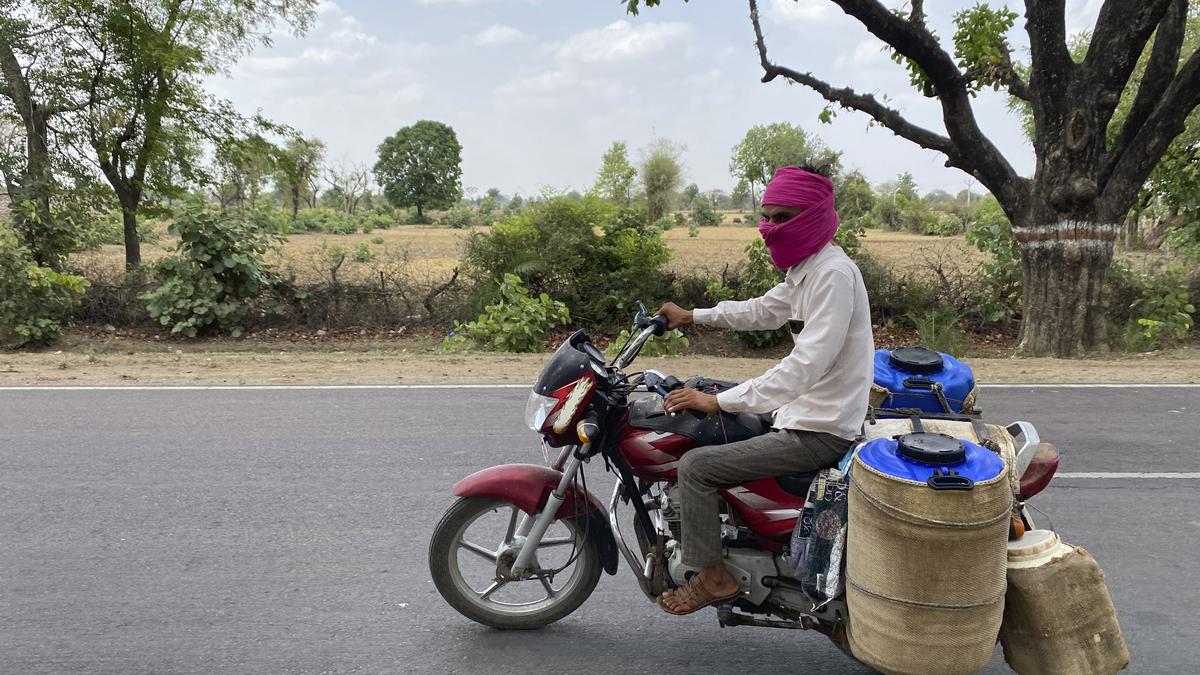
[649,314,669,336]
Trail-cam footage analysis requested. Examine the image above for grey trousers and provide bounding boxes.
[678,429,853,567]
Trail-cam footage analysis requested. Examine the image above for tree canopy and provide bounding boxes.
[375,120,463,222]
[630,0,1200,357]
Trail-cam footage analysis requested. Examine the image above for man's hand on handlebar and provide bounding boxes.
[664,388,719,415]
[657,302,693,330]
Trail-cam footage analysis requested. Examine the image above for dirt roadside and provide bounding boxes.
[3,337,1198,385]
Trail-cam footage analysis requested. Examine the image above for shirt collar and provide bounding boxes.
[785,242,838,285]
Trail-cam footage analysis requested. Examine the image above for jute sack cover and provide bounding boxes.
[847,455,1012,675]
[1000,546,1129,674]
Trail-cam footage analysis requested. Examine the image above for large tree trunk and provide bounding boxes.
[290,185,300,219]
[122,204,141,270]
[1015,219,1116,356]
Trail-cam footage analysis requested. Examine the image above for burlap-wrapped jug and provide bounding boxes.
[847,433,1012,675]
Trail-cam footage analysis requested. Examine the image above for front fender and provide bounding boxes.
[452,463,618,575]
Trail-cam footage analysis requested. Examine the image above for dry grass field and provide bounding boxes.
[69,219,981,284]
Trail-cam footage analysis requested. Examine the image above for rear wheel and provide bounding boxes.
[429,497,602,629]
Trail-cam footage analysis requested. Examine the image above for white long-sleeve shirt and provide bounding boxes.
[692,243,874,441]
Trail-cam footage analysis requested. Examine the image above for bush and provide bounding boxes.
[605,327,690,357]
[907,305,967,357]
[442,273,569,352]
[293,208,357,235]
[737,239,790,348]
[465,198,672,330]
[963,197,1021,325]
[1108,261,1196,351]
[0,227,89,347]
[654,216,675,232]
[691,198,722,227]
[688,222,700,238]
[139,201,282,337]
[75,210,161,251]
[672,212,686,229]
[441,204,476,229]
[352,241,377,263]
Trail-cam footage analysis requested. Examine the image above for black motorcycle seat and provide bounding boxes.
[775,471,818,496]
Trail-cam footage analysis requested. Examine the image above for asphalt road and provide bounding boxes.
[1,386,1197,674]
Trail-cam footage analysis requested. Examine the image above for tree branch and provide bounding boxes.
[826,0,963,93]
[1024,0,1074,122]
[1107,0,1188,165]
[1102,45,1200,215]
[1084,0,1172,124]
[748,0,1028,211]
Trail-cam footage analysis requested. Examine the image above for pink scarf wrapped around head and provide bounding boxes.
[758,166,839,269]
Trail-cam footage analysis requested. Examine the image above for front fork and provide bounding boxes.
[510,452,585,575]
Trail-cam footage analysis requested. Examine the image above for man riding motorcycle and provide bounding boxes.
[654,165,874,615]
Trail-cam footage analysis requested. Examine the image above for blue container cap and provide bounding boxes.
[857,434,1005,487]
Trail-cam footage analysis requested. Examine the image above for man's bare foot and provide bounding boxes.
[659,566,741,615]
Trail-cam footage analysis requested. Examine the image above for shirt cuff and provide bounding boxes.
[716,386,749,413]
[692,307,716,326]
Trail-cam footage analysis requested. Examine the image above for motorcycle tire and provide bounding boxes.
[429,497,602,630]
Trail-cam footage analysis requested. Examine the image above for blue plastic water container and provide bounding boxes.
[856,433,1004,490]
[873,347,975,414]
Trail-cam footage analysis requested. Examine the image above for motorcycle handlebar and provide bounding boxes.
[612,314,668,371]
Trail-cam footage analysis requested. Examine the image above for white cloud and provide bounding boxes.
[555,20,693,64]
[474,24,529,47]
[766,0,831,24]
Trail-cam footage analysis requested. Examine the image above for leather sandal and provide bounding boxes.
[658,577,740,616]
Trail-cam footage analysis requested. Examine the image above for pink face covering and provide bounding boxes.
[758,166,840,270]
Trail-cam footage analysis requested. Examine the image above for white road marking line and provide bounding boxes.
[980,384,1200,388]
[2,382,1198,391]
[0,384,530,391]
[1057,472,1200,479]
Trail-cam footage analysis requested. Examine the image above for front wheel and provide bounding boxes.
[429,497,602,629]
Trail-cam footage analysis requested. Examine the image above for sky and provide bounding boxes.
[209,0,1106,199]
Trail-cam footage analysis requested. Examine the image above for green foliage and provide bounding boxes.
[441,204,477,229]
[952,4,1020,93]
[0,227,89,347]
[604,328,689,357]
[1108,261,1196,351]
[274,137,325,217]
[139,201,282,337]
[593,141,638,206]
[729,122,840,200]
[465,197,671,330]
[442,274,569,353]
[75,211,161,250]
[291,207,358,234]
[375,120,464,219]
[641,139,685,222]
[737,239,789,348]
[908,305,967,357]
[687,222,700,238]
[351,241,377,263]
[691,197,722,227]
[964,196,1022,324]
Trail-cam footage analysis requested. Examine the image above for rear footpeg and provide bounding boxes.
[716,603,812,630]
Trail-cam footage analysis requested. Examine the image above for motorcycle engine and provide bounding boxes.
[660,485,683,540]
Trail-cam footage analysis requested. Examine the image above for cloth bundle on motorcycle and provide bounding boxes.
[872,347,976,415]
[847,433,1012,675]
[787,466,849,605]
[999,530,1129,674]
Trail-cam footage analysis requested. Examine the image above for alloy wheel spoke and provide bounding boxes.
[502,507,519,547]
[459,539,498,562]
[479,580,505,600]
[538,536,575,549]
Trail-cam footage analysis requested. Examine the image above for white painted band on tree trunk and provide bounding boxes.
[1012,221,1120,251]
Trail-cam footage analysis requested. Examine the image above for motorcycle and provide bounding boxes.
[429,305,1060,639]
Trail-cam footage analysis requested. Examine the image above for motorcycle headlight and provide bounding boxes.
[525,390,558,432]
